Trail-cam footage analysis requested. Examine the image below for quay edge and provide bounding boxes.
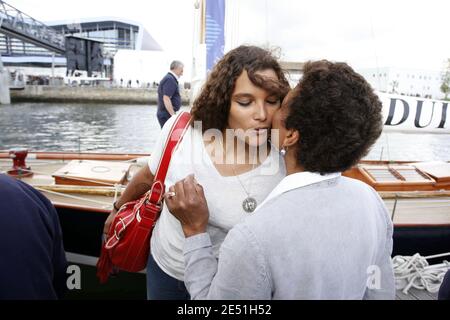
[10,85,191,105]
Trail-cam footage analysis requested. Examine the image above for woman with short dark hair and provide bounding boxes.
[167,60,395,299]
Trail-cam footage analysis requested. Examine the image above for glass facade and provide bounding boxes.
[0,20,140,60]
[54,21,140,54]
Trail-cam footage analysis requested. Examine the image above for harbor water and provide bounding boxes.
[0,102,449,161]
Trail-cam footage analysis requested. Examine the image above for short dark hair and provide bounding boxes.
[285,60,383,174]
[191,45,290,132]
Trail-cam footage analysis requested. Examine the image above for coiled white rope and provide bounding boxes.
[392,252,450,294]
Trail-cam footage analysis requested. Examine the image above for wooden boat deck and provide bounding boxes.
[1,158,450,225]
[0,158,143,213]
[396,288,438,300]
[384,197,450,226]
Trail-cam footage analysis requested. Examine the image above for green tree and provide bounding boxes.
[441,58,450,100]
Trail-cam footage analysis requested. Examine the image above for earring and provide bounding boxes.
[280,146,287,157]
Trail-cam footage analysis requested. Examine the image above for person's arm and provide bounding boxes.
[163,95,176,116]
[165,175,272,299]
[184,226,272,300]
[103,164,154,234]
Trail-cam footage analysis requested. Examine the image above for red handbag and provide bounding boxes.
[96,111,191,283]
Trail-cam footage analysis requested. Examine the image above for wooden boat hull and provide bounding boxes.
[393,226,450,262]
[56,206,147,299]
[57,203,450,262]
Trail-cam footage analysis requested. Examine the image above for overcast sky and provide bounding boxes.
[6,0,450,78]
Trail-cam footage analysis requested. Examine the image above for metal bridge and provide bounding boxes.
[0,0,65,54]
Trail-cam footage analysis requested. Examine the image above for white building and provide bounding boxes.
[49,17,163,54]
[1,17,169,86]
[51,17,167,86]
[357,67,445,100]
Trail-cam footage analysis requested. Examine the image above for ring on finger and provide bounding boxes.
[166,191,176,198]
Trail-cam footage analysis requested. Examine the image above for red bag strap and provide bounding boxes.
[148,112,191,205]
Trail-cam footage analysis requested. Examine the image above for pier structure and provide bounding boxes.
[0,0,65,53]
[0,0,66,104]
[0,53,10,104]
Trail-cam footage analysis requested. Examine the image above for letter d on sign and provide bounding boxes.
[67,265,81,290]
[385,98,410,126]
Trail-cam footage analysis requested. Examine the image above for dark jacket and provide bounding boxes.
[0,174,67,299]
[157,72,181,116]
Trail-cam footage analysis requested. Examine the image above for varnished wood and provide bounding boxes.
[52,160,131,186]
[0,151,149,161]
[1,156,449,227]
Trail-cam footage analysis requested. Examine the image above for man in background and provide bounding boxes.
[157,60,184,128]
[0,174,67,299]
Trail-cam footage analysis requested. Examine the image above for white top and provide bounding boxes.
[148,115,286,280]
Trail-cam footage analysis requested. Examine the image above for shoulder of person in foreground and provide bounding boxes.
[0,173,57,221]
[341,176,392,222]
[0,174,68,299]
[251,176,396,300]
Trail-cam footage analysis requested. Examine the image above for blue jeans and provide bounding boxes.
[157,111,171,128]
[146,254,190,300]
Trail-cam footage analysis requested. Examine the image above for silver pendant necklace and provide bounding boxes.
[242,196,257,213]
[217,136,258,213]
[231,159,258,213]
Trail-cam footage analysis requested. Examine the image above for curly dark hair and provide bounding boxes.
[285,60,383,174]
[191,45,290,132]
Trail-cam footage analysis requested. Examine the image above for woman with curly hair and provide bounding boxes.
[166,60,396,299]
[103,45,290,299]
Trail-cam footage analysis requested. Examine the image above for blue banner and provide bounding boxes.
[205,0,225,73]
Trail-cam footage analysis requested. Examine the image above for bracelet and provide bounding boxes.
[113,201,121,211]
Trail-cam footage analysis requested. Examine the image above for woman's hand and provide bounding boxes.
[103,207,118,236]
[164,174,209,237]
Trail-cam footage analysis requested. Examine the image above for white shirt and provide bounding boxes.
[169,71,180,81]
[148,115,286,280]
[256,171,341,211]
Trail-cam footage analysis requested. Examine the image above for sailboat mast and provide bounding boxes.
[190,0,207,104]
[200,0,206,45]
